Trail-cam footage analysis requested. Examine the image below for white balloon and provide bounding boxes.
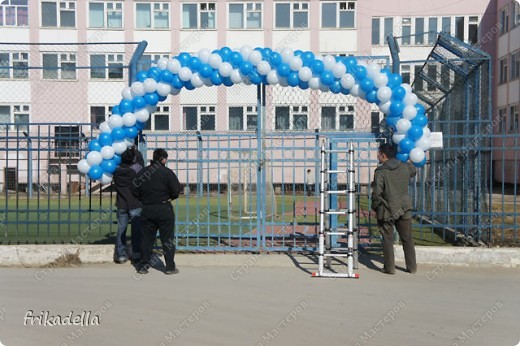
[100,145,115,160]
[409,148,426,163]
[156,82,171,96]
[209,54,223,69]
[396,118,412,134]
[130,81,146,97]
[157,57,169,70]
[401,83,412,93]
[266,70,280,85]
[178,67,192,81]
[340,74,356,89]
[314,54,323,61]
[403,92,418,106]
[323,55,336,71]
[124,137,134,147]
[146,105,157,113]
[99,121,111,134]
[298,67,312,82]
[112,140,127,155]
[358,89,366,99]
[100,173,113,185]
[332,63,347,78]
[167,58,181,74]
[135,108,150,123]
[170,87,181,95]
[278,76,289,87]
[257,61,271,75]
[108,115,123,129]
[230,69,243,84]
[281,47,294,63]
[402,105,418,120]
[350,84,361,97]
[248,50,263,66]
[373,73,389,88]
[198,48,211,63]
[240,45,253,60]
[377,86,392,103]
[289,56,303,71]
[366,62,380,79]
[415,135,431,151]
[122,112,137,127]
[392,133,406,145]
[121,87,133,100]
[308,77,320,90]
[319,83,330,92]
[219,62,233,77]
[379,101,392,115]
[86,151,103,166]
[191,73,204,88]
[143,78,158,93]
[422,126,431,138]
[77,159,91,174]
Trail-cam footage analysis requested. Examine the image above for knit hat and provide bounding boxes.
[121,149,135,164]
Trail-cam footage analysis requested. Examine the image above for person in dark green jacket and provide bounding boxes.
[372,143,417,274]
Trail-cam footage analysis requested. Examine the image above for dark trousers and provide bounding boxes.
[140,203,176,270]
[379,216,417,273]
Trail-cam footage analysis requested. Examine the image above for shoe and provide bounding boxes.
[137,266,149,274]
[165,268,179,275]
[381,267,395,275]
[115,256,128,264]
[407,268,417,274]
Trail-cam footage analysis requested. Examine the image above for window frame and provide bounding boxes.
[0,104,30,132]
[499,57,508,84]
[183,105,216,131]
[274,105,309,131]
[182,2,216,30]
[89,53,124,80]
[510,104,519,133]
[228,2,262,30]
[0,52,29,79]
[511,50,520,81]
[41,0,76,28]
[88,1,123,29]
[143,105,170,131]
[0,0,28,27]
[274,1,309,29]
[135,2,170,30]
[228,106,258,131]
[321,1,356,29]
[42,53,77,80]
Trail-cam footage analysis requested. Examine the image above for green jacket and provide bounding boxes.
[371,158,416,221]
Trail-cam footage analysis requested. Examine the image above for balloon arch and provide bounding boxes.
[78,46,432,184]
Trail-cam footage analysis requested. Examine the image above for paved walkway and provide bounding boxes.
[0,254,519,346]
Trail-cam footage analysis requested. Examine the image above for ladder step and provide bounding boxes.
[324,232,348,236]
[325,170,347,174]
[324,209,348,214]
[312,272,359,278]
[325,190,347,194]
[323,253,350,257]
[322,149,352,153]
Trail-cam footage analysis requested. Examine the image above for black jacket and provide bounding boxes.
[132,161,181,205]
[113,164,142,210]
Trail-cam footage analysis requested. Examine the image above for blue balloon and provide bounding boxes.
[261,48,272,60]
[396,152,409,162]
[199,64,213,78]
[88,165,104,180]
[360,78,374,93]
[222,77,234,87]
[329,80,341,94]
[159,70,173,83]
[320,71,334,86]
[340,87,350,95]
[132,96,146,110]
[135,121,146,130]
[385,116,399,128]
[136,71,148,82]
[183,82,195,91]
[311,60,324,75]
[219,47,232,61]
[111,105,120,115]
[390,101,405,117]
[177,53,191,66]
[88,139,102,152]
[230,52,243,67]
[111,127,126,141]
[415,103,426,116]
[387,73,402,88]
[147,67,160,81]
[144,92,159,106]
[407,126,424,141]
[414,158,427,167]
[239,61,253,75]
[298,80,309,90]
[365,90,378,103]
[287,72,299,87]
[119,99,133,113]
[171,75,183,89]
[294,50,303,58]
[98,133,113,147]
[399,138,415,153]
[392,86,406,101]
[158,94,168,101]
[343,57,357,72]
[277,63,290,77]
[302,51,315,66]
[101,159,117,174]
[188,57,201,71]
[113,154,122,165]
[211,70,223,85]
[412,114,428,127]
[354,65,367,80]
[269,52,282,67]
[125,126,138,138]
[249,71,262,85]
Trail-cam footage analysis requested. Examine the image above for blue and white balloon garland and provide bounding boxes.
[78,46,432,184]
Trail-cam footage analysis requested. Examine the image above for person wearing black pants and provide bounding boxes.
[132,148,181,275]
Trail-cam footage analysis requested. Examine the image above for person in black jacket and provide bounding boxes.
[132,148,181,275]
[113,148,143,264]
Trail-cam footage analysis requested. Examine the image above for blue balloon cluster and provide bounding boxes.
[79,46,432,183]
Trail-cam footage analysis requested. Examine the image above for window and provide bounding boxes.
[0,52,29,79]
[511,105,519,133]
[499,57,508,84]
[455,16,464,41]
[229,106,257,131]
[498,108,507,133]
[321,1,355,29]
[144,105,169,130]
[441,16,451,34]
[414,65,423,91]
[54,125,80,158]
[401,65,410,84]
[511,50,520,80]
[41,1,75,28]
[0,104,30,132]
[428,17,438,44]
[292,106,308,130]
[183,106,215,131]
[136,2,169,29]
[275,107,289,130]
[275,106,308,130]
[320,106,353,131]
[275,2,308,29]
[229,2,262,29]
[415,18,424,45]
[91,106,109,126]
[427,65,437,91]
[468,16,478,44]
[401,18,411,45]
[43,53,76,80]
[137,53,169,72]
[183,2,216,29]
[514,1,520,28]
[0,0,28,27]
[90,54,123,79]
[371,18,380,45]
[89,1,123,28]
[383,18,393,43]
[499,7,509,34]
[338,106,354,130]
[371,112,381,133]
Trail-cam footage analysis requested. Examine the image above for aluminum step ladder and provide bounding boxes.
[312,142,359,278]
